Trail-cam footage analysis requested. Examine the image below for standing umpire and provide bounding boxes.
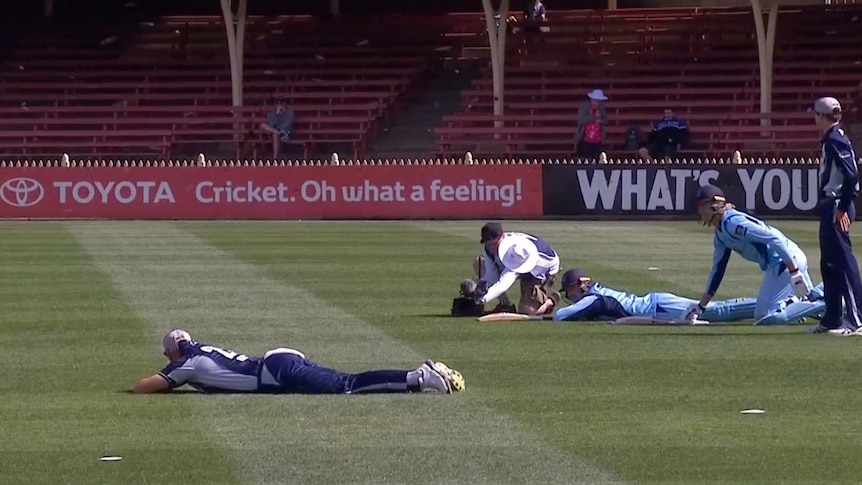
[808,96,862,335]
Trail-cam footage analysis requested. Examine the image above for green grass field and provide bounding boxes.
[4,220,862,485]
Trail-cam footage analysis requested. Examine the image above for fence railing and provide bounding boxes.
[0,152,856,167]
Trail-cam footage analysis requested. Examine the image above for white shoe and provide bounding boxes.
[828,326,862,336]
[418,360,451,394]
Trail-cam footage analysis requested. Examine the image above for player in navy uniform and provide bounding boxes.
[687,185,825,326]
[133,330,465,394]
[806,96,862,335]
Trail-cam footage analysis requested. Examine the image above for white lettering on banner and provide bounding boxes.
[621,170,646,210]
[763,170,790,210]
[54,181,175,204]
[342,180,406,202]
[577,169,717,211]
[648,171,673,210]
[427,179,522,208]
[577,170,620,210]
[737,168,817,211]
[301,180,336,203]
[196,181,292,204]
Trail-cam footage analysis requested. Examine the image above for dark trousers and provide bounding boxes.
[818,199,862,328]
[262,352,413,394]
[576,140,603,159]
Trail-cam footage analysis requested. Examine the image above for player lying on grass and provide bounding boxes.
[687,185,826,326]
[134,330,465,395]
[553,268,763,323]
[451,222,561,317]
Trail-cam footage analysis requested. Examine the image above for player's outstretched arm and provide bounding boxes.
[481,270,519,304]
[554,295,623,321]
[702,244,732,307]
[133,374,172,394]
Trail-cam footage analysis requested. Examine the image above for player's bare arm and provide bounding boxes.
[134,374,171,394]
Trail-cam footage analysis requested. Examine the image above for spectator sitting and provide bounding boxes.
[259,97,295,159]
[638,109,689,161]
[576,89,608,160]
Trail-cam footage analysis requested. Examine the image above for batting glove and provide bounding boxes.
[789,269,812,299]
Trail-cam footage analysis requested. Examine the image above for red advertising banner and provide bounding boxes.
[0,166,542,219]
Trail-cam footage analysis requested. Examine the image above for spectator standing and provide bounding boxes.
[806,96,862,335]
[638,109,689,161]
[576,89,608,159]
[524,0,546,21]
[259,97,295,159]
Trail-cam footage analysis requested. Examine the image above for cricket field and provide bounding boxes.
[3,220,862,485]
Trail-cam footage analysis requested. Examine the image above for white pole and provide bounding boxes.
[43,0,54,18]
[220,0,245,108]
[330,0,341,17]
[765,1,778,115]
[235,0,248,107]
[481,0,509,134]
[751,0,769,125]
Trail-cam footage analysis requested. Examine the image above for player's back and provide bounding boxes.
[588,282,655,316]
[160,342,263,393]
[715,209,799,269]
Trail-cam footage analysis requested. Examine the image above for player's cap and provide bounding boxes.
[560,268,591,290]
[809,97,842,115]
[480,222,504,244]
[162,329,193,355]
[695,184,726,205]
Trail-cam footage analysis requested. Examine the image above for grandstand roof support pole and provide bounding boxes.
[220,0,248,150]
[607,0,618,9]
[330,0,341,17]
[43,0,54,18]
[482,0,510,138]
[220,0,248,109]
[751,0,778,124]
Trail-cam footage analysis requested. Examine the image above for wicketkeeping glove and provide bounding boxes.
[790,269,812,299]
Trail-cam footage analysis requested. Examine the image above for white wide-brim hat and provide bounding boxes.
[587,89,608,101]
[497,235,540,274]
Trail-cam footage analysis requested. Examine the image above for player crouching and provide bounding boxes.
[452,222,561,317]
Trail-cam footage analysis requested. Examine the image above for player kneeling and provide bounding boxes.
[452,222,561,317]
[134,330,465,395]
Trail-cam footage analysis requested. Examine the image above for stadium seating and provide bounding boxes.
[0,13,446,160]
[436,4,862,160]
[1,5,860,162]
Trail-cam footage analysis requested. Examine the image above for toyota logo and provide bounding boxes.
[0,177,45,207]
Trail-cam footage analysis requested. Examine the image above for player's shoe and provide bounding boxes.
[430,360,465,392]
[804,323,862,336]
[418,361,452,394]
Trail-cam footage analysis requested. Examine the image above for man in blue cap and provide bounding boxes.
[807,96,862,335]
[686,184,828,327]
[553,268,760,323]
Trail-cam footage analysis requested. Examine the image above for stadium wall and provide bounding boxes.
[0,159,855,220]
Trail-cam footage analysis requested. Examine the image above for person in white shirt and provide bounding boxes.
[469,222,561,315]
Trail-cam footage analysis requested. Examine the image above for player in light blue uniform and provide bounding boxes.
[553,268,758,322]
[687,185,826,325]
[133,329,465,394]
